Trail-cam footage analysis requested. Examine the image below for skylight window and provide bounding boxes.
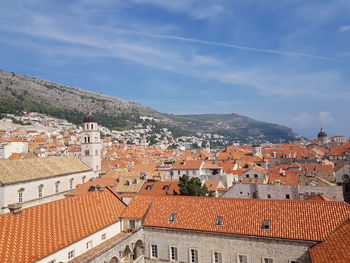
[169,213,177,222]
[263,220,271,230]
[215,216,223,226]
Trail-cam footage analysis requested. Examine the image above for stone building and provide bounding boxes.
[139,196,350,263]
[81,112,102,176]
[0,156,94,213]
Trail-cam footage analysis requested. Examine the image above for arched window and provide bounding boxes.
[85,150,90,156]
[55,181,60,193]
[38,184,44,198]
[91,124,94,129]
[70,178,74,190]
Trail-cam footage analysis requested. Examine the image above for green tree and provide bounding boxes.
[178,174,211,197]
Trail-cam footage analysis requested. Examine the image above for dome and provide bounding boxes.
[83,112,97,123]
[317,128,327,138]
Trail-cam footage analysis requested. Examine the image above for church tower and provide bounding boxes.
[81,112,101,177]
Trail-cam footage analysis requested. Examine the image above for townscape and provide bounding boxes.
[0,112,349,262]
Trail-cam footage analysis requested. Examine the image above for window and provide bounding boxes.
[267,194,271,199]
[38,186,43,198]
[91,124,94,129]
[190,249,198,263]
[68,250,75,259]
[146,185,152,190]
[238,255,248,263]
[245,174,249,178]
[48,260,56,263]
[163,185,170,190]
[213,251,222,263]
[193,171,196,175]
[70,179,74,190]
[129,220,136,229]
[186,171,189,176]
[169,213,177,222]
[170,246,178,261]
[86,241,92,250]
[286,194,290,200]
[101,233,107,241]
[254,174,258,178]
[82,176,86,183]
[18,192,23,203]
[85,149,89,156]
[263,220,271,230]
[178,171,180,175]
[151,244,158,258]
[263,258,273,263]
[55,182,60,193]
[215,216,222,226]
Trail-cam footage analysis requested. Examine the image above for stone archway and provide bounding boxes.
[109,256,120,263]
[133,239,144,260]
[121,245,132,263]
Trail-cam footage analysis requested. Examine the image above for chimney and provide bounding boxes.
[8,203,22,215]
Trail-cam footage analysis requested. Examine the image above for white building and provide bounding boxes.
[0,137,28,159]
[0,156,94,214]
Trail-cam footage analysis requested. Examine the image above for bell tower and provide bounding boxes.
[81,112,101,177]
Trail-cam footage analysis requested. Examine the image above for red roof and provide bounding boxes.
[310,220,350,263]
[0,188,126,262]
[121,195,155,219]
[142,196,350,241]
[139,181,179,195]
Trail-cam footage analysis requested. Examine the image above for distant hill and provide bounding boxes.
[0,70,303,143]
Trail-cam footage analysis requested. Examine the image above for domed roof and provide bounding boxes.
[83,112,97,123]
[317,128,327,138]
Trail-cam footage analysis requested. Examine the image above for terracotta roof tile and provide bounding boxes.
[139,181,179,195]
[310,220,350,263]
[0,188,126,263]
[121,194,155,219]
[142,196,350,241]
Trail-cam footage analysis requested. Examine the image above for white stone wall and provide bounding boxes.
[81,122,102,175]
[0,141,29,158]
[0,170,94,214]
[221,184,344,201]
[143,227,313,263]
[38,220,122,263]
[239,169,267,183]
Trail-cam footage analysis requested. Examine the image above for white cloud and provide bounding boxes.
[292,112,334,127]
[339,25,350,32]
[292,113,315,126]
[318,111,334,123]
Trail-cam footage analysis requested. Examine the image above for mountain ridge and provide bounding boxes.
[0,70,303,144]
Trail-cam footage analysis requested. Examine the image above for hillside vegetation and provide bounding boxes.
[0,70,302,143]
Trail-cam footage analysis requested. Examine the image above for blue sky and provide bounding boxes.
[0,0,349,139]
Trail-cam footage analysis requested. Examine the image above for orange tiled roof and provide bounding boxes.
[172,160,203,170]
[306,194,333,202]
[66,177,120,196]
[0,188,126,263]
[139,181,179,195]
[121,194,155,219]
[142,196,350,241]
[310,220,350,263]
[7,153,22,160]
[204,180,221,191]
